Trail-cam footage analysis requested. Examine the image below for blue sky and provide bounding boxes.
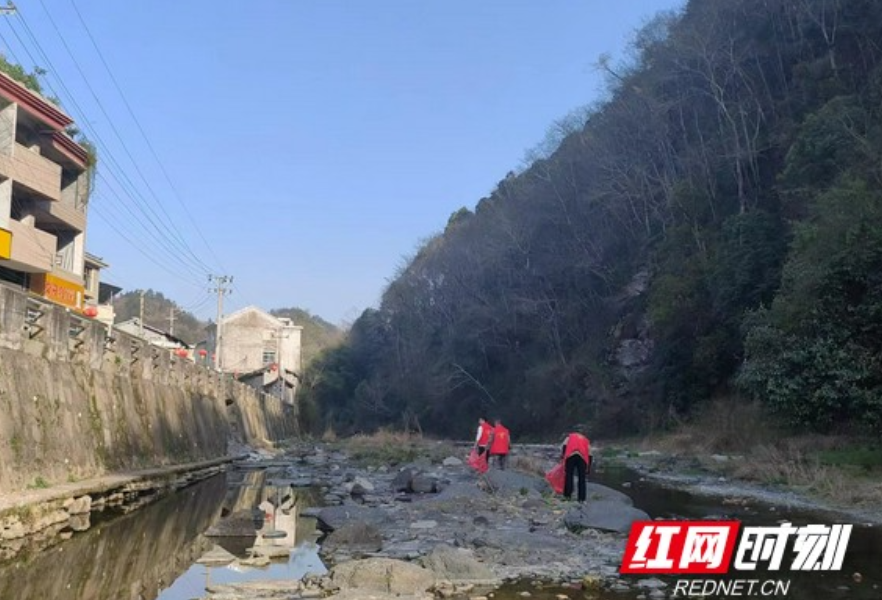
[1,1,683,324]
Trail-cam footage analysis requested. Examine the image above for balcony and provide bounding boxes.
[32,197,85,232]
[0,143,62,201]
[4,217,56,273]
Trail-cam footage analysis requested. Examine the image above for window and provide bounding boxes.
[262,350,276,365]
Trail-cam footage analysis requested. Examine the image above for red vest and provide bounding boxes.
[564,433,590,461]
[490,425,510,454]
[477,422,493,446]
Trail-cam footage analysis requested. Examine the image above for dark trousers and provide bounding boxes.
[490,453,508,470]
[564,455,587,502]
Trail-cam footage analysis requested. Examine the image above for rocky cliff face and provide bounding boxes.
[610,268,654,382]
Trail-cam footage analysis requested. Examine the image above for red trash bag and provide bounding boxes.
[467,449,489,473]
[545,461,566,494]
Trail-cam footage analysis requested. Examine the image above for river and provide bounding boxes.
[0,460,878,600]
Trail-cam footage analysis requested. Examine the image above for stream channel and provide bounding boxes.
[0,462,879,600]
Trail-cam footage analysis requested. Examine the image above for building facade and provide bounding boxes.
[0,71,92,311]
[207,306,303,403]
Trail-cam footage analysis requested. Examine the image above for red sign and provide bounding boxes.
[620,521,740,574]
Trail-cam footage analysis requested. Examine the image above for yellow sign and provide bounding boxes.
[30,273,85,309]
[0,228,10,260]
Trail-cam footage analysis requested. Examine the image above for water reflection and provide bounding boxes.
[0,474,228,600]
[0,470,326,600]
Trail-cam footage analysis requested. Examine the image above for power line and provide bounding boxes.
[7,9,213,279]
[30,0,216,276]
[67,0,226,274]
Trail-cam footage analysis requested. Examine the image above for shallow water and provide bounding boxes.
[0,461,879,600]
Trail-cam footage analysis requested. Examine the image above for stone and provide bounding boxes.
[238,554,271,567]
[64,495,92,515]
[317,506,391,532]
[636,578,667,589]
[391,468,416,493]
[419,545,496,583]
[583,483,634,505]
[249,543,291,559]
[331,557,436,595]
[442,457,463,466]
[411,474,438,494]
[410,520,438,530]
[434,483,485,501]
[484,470,545,496]
[563,501,651,534]
[205,509,259,537]
[197,544,238,566]
[322,522,383,554]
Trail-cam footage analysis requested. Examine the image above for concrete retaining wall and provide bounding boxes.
[0,284,298,493]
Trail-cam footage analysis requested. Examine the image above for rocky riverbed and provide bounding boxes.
[198,442,657,600]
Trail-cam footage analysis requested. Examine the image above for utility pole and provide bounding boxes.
[139,290,145,338]
[0,3,17,16]
[209,275,232,371]
[169,307,176,336]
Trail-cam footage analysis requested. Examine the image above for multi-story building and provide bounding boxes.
[203,306,303,404]
[0,71,92,311]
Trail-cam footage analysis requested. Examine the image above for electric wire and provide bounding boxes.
[67,0,227,274]
[32,0,216,276]
[6,12,213,279]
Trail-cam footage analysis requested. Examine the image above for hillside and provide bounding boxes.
[112,292,341,368]
[303,0,882,438]
[270,307,343,368]
[112,290,208,346]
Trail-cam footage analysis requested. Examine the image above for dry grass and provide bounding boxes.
[636,398,882,507]
[336,429,458,467]
[509,454,548,477]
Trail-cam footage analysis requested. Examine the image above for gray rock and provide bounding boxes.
[419,544,496,583]
[392,468,416,493]
[331,557,436,595]
[317,506,391,532]
[64,495,92,515]
[205,509,258,537]
[484,470,546,496]
[563,501,650,533]
[411,474,438,494]
[443,457,464,467]
[322,522,383,554]
[583,483,634,506]
[434,483,485,501]
[636,578,667,590]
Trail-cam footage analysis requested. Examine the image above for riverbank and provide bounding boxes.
[601,413,882,527]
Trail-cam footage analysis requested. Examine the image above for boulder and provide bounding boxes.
[322,522,383,554]
[332,557,435,595]
[563,501,650,533]
[204,509,258,537]
[317,506,391,532]
[484,470,545,496]
[442,456,463,467]
[419,544,496,583]
[583,483,634,506]
[411,474,438,494]
[433,483,485,502]
[391,468,416,493]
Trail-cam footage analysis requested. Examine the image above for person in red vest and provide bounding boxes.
[488,418,511,470]
[560,430,592,502]
[474,417,493,457]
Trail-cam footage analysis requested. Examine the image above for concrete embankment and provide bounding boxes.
[0,284,298,537]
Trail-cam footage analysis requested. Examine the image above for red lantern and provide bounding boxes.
[198,349,208,358]
[270,363,278,372]
[83,306,99,318]
[175,348,188,358]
